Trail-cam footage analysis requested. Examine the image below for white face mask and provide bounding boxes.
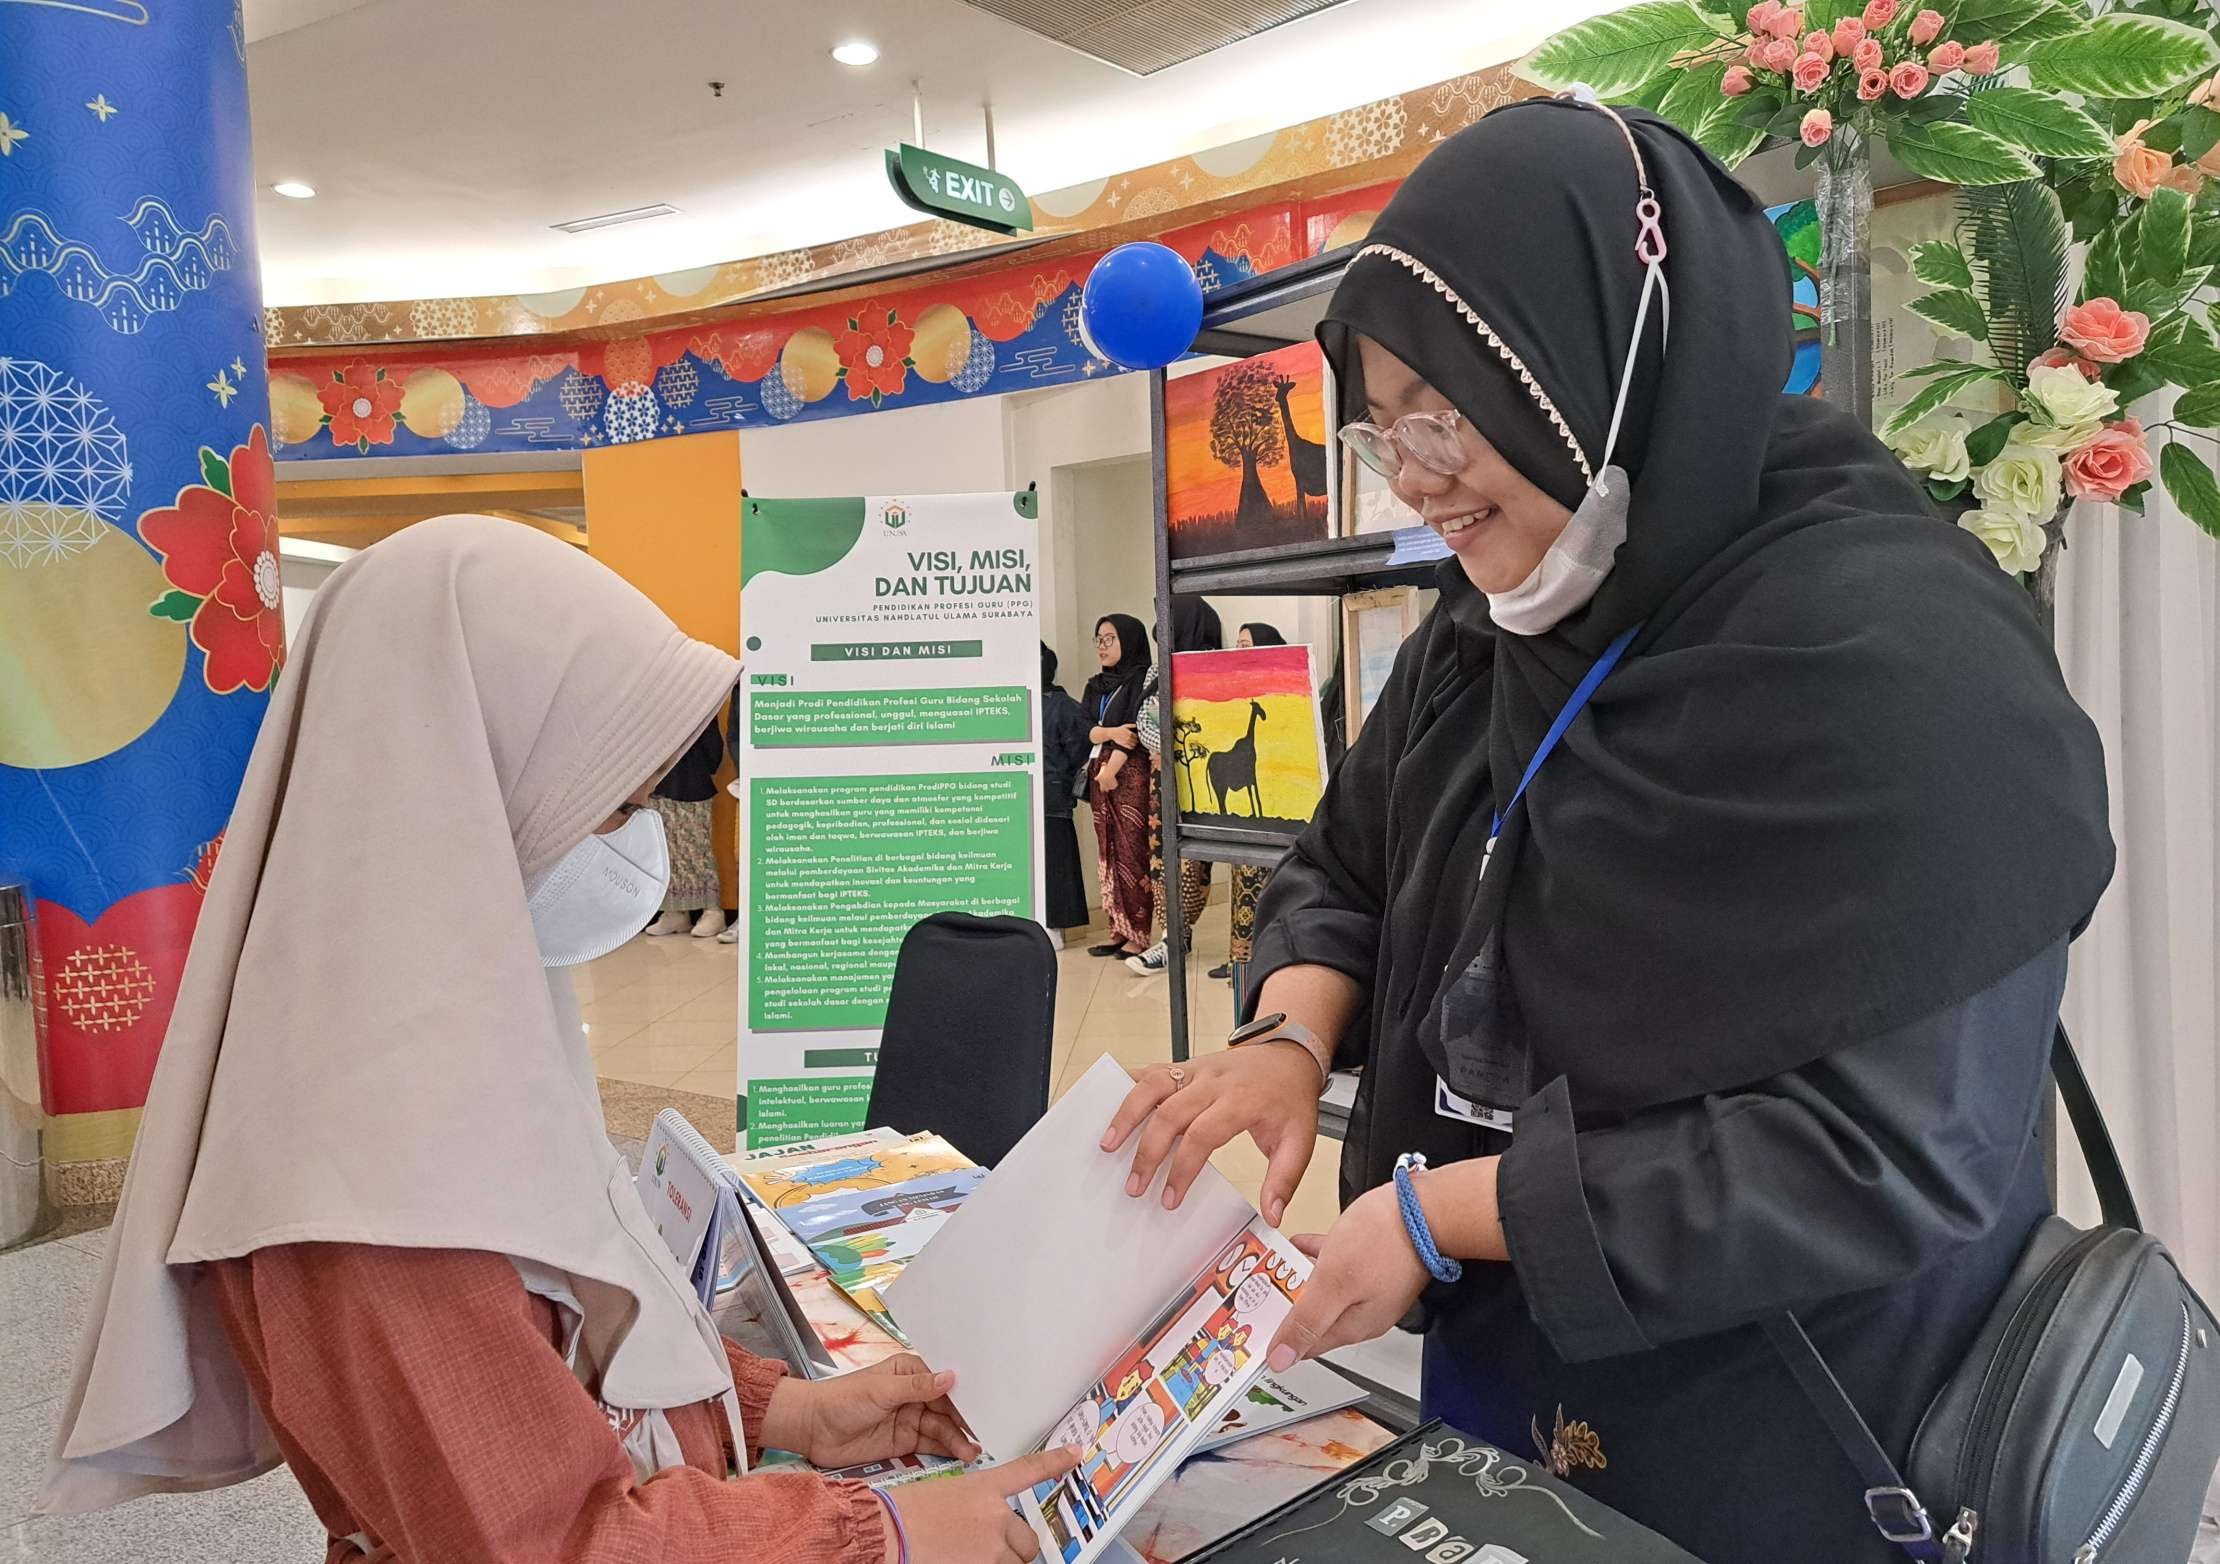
[1484,466,1630,636]
[524,808,670,968]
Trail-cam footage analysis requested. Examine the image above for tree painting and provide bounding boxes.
[1209,362,1286,531]
[1172,715,1208,803]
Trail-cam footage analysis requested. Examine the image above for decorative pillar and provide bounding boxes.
[0,0,278,1193]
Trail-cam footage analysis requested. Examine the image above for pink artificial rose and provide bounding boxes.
[1964,40,2000,73]
[2060,298,2152,364]
[1858,66,1889,100]
[2114,137,2171,200]
[1767,7,1806,38]
[1853,36,1884,69]
[1805,28,1835,59]
[1746,39,1770,65]
[2031,347,2104,382]
[1747,0,1782,32]
[1909,8,1944,44]
[1890,59,1931,97]
[1930,39,1965,70]
[1793,51,1831,91]
[1800,107,1834,146]
[1832,15,1865,53]
[1723,64,1756,95]
[2064,418,2154,503]
[1765,36,1800,70]
[2163,162,2206,194]
[1863,0,1897,28]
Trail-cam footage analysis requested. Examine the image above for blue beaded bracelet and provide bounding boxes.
[1394,1152,1463,1284]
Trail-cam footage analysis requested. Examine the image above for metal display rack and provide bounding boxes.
[1152,252,1438,1118]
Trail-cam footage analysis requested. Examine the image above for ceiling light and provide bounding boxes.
[550,202,680,234]
[831,39,880,65]
[271,181,316,199]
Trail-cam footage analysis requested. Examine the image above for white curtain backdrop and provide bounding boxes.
[2053,484,2219,1299]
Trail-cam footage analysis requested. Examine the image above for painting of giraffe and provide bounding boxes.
[1167,647,1329,831]
[1164,342,1331,560]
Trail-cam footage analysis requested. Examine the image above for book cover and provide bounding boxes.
[1192,1362,1366,1456]
[1187,1422,1704,1564]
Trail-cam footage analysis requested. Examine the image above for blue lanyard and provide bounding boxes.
[1490,622,1642,840]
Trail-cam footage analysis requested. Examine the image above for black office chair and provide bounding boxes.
[864,912,1057,1168]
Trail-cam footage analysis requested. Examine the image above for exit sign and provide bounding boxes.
[885,144,1031,236]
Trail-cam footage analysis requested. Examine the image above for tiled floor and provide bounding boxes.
[575,897,1347,1236]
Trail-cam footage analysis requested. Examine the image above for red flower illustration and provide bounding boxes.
[140,425,287,695]
[835,308,916,405]
[318,361,405,448]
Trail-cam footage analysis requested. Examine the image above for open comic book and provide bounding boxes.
[886,1058,1314,1564]
[735,1131,986,1344]
[734,1128,905,1277]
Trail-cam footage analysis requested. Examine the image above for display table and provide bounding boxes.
[714,1239,1404,1564]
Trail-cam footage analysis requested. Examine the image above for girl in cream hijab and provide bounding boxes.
[44,516,1070,1563]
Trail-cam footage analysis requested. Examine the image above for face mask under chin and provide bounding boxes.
[1483,466,1630,636]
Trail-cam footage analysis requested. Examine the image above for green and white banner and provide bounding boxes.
[737,491,1044,1148]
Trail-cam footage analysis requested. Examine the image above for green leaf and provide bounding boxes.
[2122,264,2213,320]
[2142,321,2220,385]
[1928,476,1973,502]
[2141,116,2186,154]
[1693,107,1770,167]
[1737,93,1790,128]
[2140,184,2193,287]
[1803,0,1853,33]
[2159,439,2220,535]
[2206,300,2220,339]
[2085,224,2128,300]
[1628,71,1680,111]
[1965,87,2116,158]
[1886,121,2041,185]
[1967,410,2028,465]
[149,589,200,622]
[2186,106,2220,162]
[1795,138,1823,170]
[1942,0,2084,48]
[2118,479,2149,513]
[1656,59,1730,137]
[1885,363,2010,435]
[1765,101,1810,140]
[1958,180,2071,376]
[1908,90,1973,125]
[1909,288,1991,339]
[2193,216,2220,270]
[2170,382,2220,425]
[2064,181,2121,242]
[1522,2,1721,95]
[2105,356,2170,407]
[2023,14,2220,100]
[1910,240,1976,289]
[1902,355,1992,379]
[198,447,231,497]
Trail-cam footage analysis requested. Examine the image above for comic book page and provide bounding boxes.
[1019,1220,1310,1564]
[734,1131,985,1341]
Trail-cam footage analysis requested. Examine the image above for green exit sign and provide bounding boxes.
[885,144,1031,236]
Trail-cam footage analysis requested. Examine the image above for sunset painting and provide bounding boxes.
[1165,342,1331,560]
[1167,647,1328,831]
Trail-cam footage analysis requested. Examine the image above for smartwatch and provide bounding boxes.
[1226,1012,1330,1091]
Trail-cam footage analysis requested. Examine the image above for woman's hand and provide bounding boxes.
[1097,755,1125,793]
[1107,723,1139,750]
[887,1448,1080,1564]
[762,1356,979,1470]
[1100,1045,1319,1226]
[1263,1185,1429,1373]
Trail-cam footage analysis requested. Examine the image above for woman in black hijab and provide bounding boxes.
[1081,614,1153,957]
[1103,100,2111,1562]
[1127,599,1225,974]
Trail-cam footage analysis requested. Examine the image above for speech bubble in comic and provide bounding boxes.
[1203,1350,1238,1386]
[1051,1400,1102,1451]
[1111,1401,1167,1464]
[1233,1272,1277,1316]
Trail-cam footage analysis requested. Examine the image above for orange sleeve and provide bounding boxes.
[209,1243,887,1564]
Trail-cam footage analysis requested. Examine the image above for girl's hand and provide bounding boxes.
[1098,758,1124,793]
[889,1448,1081,1564]
[1101,1045,1319,1227]
[764,1355,979,1469]
[1108,724,1139,750]
[1264,1185,1428,1372]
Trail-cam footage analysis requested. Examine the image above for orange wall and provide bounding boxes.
[584,431,744,906]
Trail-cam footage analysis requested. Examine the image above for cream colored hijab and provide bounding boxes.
[43,515,742,1513]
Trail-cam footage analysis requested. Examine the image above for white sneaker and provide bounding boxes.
[1125,942,1168,975]
[692,909,727,939]
[645,911,692,937]
[716,922,739,944]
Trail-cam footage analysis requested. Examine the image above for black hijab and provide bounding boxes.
[1240,623,1287,646]
[1081,614,1150,727]
[1162,598,1222,653]
[1313,100,2112,1111]
[1040,641,1060,690]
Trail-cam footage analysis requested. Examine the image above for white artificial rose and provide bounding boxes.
[1972,435,2063,522]
[1886,416,1972,482]
[1960,506,2046,574]
[2023,364,2119,446]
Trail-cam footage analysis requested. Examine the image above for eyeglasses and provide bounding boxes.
[1338,408,1468,482]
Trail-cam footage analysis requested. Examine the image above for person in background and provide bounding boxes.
[1127,599,1220,976]
[1209,621,1289,983]
[42,516,1075,1563]
[1041,641,1095,942]
[718,683,743,944]
[645,716,727,938]
[1082,614,1153,959]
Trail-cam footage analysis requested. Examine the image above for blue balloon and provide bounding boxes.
[1080,242,1205,371]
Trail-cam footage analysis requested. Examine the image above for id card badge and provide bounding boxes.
[1435,1077,1515,1135]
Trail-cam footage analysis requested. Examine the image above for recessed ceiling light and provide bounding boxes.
[831,39,880,66]
[271,181,316,199]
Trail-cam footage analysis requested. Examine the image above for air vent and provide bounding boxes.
[959,0,1351,75]
[550,204,680,234]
